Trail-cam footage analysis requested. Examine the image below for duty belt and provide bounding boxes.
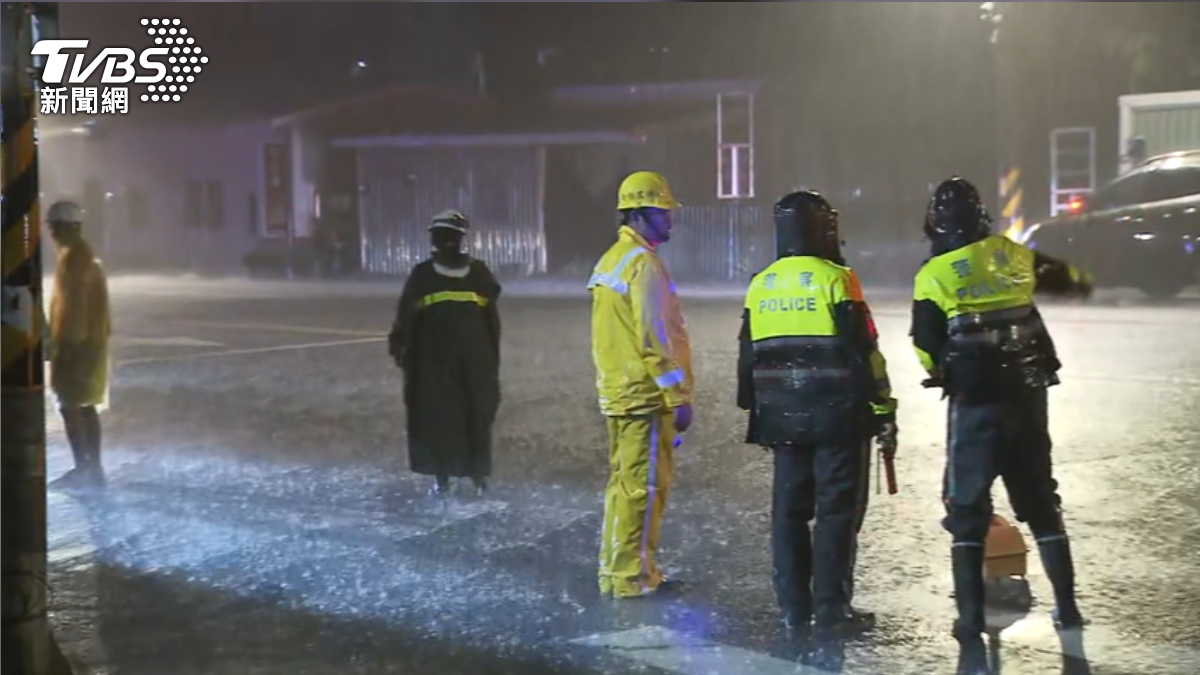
[948,306,1043,343]
[751,335,843,353]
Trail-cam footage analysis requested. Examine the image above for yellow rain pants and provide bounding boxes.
[598,410,676,598]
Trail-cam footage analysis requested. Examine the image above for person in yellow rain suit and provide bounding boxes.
[588,171,694,599]
[45,200,112,490]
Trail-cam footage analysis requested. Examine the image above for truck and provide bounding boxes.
[1119,89,1200,175]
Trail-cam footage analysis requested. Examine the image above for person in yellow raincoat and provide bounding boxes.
[588,171,694,599]
[46,200,111,489]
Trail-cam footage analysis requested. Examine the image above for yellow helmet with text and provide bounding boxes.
[616,171,681,211]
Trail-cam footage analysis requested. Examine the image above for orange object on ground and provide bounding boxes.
[984,514,1028,580]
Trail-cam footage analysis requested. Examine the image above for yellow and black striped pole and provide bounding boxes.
[999,167,1026,242]
[2,3,71,675]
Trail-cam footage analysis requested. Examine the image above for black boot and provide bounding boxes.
[838,605,877,633]
[956,636,992,675]
[951,544,988,642]
[1037,536,1083,629]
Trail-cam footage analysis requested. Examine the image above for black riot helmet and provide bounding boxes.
[773,190,843,263]
[924,177,992,254]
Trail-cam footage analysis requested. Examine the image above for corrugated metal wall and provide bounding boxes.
[357,147,546,277]
[658,204,772,282]
[1134,107,1200,157]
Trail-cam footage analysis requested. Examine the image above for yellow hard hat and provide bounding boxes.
[617,171,680,211]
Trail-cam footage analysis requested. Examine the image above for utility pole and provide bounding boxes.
[981,1,1026,241]
[2,3,72,674]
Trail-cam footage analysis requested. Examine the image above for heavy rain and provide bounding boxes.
[3,3,1200,675]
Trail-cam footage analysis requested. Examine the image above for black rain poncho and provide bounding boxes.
[388,259,502,479]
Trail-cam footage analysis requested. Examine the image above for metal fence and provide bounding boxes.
[357,147,546,277]
[657,204,772,282]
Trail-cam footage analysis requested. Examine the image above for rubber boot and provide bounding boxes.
[952,544,991,673]
[1037,536,1083,629]
[956,636,992,675]
[951,545,988,641]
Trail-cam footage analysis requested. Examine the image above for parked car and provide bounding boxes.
[1025,150,1200,299]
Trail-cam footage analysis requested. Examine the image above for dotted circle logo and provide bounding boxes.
[138,18,207,103]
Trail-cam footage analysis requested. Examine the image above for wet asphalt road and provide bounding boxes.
[46,277,1200,675]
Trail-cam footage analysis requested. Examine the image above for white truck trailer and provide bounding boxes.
[1119,89,1200,174]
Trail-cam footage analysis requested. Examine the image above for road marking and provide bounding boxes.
[572,625,828,675]
[117,336,227,348]
[119,336,383,366]
[166,319,384,338]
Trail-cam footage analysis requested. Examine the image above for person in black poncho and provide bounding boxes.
[389,209,502,498]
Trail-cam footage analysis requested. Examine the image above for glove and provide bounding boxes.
[875,421,898,459]
[672,403,694,433]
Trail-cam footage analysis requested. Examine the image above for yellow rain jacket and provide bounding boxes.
[587,226,694,416]
[49,239,111,408]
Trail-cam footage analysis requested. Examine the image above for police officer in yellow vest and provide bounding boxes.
[737,191,897,656]
[589,171,694,599]
[912,177,1091,675]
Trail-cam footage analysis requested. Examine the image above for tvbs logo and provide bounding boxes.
[31,18,206,112]
[33,40,169,86]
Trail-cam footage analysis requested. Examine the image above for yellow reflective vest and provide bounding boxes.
[745,256,895,418]
[588,226,694,416]
[912,234,1079,373]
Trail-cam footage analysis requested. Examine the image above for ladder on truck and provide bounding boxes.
[1049,127,1096,217]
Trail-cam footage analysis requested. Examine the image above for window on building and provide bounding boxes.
[717,92,754,200]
